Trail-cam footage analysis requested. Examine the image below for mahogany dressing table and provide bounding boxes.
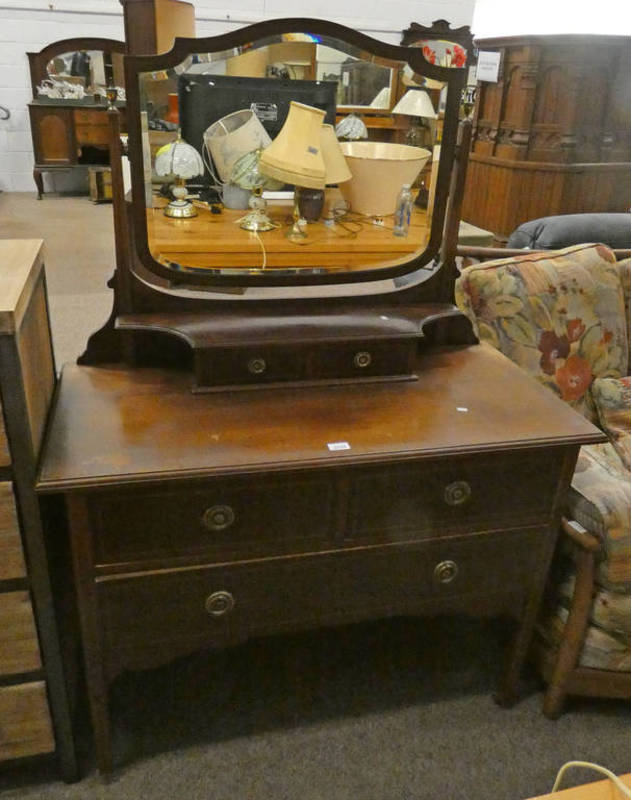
[35,17,602,774]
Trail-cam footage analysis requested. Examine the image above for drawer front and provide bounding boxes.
[0,591,42,676]
[0,483,26,581]
[0,682,54,761]
[91,475,334,567]
[349,450,565,543]
[74,124,110,147]
[195,340,416,390]
[73,109,108,126]
[99,529,543,654]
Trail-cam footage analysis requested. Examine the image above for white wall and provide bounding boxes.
[0,0,475,193]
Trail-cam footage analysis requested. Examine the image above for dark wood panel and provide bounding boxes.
[28,106,76,166]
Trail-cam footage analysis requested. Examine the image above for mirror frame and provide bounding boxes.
[27,37,126,99]
[124,17,467,289]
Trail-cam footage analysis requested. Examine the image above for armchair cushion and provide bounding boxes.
[455,244,628,422]
[592,376,631,470]
[568,443,631,591]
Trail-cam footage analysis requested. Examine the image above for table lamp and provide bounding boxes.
[229,149,284,232]
[297,123,352,222]
[203,109,272,210]
[154,133,204,218]
[259,100,326,240]
[392,88,437,148]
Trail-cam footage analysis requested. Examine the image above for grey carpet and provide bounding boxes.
[0,193,629,800]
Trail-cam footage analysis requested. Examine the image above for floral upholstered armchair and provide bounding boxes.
[455,243,631,716]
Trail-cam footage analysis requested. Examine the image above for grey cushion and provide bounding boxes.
[507,213,631,250]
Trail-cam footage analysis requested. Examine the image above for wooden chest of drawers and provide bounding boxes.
[37,345,603,774]
[0,241,76,778]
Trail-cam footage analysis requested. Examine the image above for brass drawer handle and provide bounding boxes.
[354,351,372,368]
[434,560,458,584]
[202,504,235,532]
[205,591,235,617]
[247,357,267,375]
[444,480,471,506]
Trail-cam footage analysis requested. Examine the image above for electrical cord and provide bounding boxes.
[552,761,631,796]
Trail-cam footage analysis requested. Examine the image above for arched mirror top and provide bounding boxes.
[27,37,126,104]
[124,18,466,290]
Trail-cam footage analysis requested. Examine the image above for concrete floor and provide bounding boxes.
[0,191,115,367]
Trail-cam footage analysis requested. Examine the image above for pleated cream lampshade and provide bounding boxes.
[259,101,326,189]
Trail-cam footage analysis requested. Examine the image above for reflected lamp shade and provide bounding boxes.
[339,141,431,217]
[154,136,204,179]
[203,109,272,183]
[321,124,351,185]
[259,101,326,189]
[392,89,437,119]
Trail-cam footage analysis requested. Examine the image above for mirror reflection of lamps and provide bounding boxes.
[229,149,284,232]
[298,124,352,222]
[258,101,327,241]
[203,109,272,210]
[154,133,204,218]
[391,88,437,148]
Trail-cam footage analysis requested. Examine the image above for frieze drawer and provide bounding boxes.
[98,529,543,657]
[90,475,335,567]
[349,450,565,543]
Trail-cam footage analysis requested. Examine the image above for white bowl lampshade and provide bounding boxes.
[338,141,430,217]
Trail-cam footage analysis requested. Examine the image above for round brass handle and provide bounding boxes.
[202,504,235,532]
[444,480,472,506]
[353,351,372,368]
[434,560,458,584]
[205,591,235,617]
[247,357,267,375]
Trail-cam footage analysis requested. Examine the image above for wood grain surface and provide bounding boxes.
[38,345,604,492]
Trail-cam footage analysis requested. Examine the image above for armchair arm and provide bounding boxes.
[560,517,601,553]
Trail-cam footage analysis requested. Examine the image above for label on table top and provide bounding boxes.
[327,441,351,451]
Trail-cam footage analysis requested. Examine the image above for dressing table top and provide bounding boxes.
[37,345,603,493]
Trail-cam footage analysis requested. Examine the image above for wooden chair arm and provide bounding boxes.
[561,517,601,553]
[456,245,631,262]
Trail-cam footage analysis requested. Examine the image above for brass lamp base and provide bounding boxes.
[239,209,275,232]
[163,199,198,218]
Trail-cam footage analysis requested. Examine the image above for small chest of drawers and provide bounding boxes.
[37,346,602,775]
[0,241,77,779]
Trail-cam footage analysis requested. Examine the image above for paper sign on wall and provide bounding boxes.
[476,50,501,82]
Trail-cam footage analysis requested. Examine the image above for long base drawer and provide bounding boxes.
[98,529,545,663]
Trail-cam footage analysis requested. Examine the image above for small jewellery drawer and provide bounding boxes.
[349,449,565,543]
[0,482,26,581]
[0,682,55,761]
[0,591,42,676]
[98,529,542,654]
[90,475,334,567]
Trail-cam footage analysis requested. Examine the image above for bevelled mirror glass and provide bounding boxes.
[125,21,464,287]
